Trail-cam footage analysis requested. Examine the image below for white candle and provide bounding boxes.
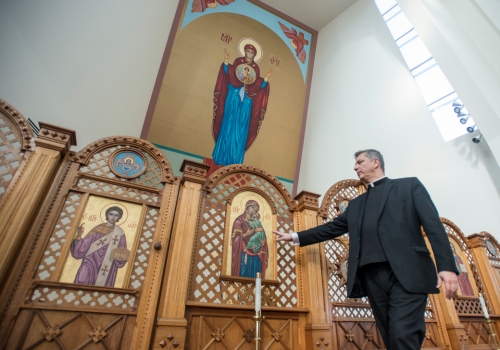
[255,272,261,312]
[479,296,489,319]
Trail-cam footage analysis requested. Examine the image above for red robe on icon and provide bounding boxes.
[212,56,270,153]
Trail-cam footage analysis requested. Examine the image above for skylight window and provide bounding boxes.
[374,0,475,141]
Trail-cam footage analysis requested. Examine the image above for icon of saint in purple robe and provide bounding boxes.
[231,200,269,278]
[71,206,131,287]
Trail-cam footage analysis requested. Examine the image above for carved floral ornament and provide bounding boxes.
[0,98,36,151]
[71,136,174,183]
[202,164,296,211]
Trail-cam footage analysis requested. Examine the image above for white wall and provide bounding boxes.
[397,0,500,167]
[0,0,179,148]
[298,0,500,240]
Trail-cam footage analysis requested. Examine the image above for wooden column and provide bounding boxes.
[153,160,210,350]
[0,122,76,284]
[294,191,332,349]
[468,234,500,314]
[468,233,500,338]
[424,235,466,349]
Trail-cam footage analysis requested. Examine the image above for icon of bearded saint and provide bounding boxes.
[191,0,235,12]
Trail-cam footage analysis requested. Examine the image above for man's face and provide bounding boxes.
[106,210,120,224]
[245,49,255,60]
[353,153,378,183]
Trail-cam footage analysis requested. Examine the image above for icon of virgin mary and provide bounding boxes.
[231,200,269,278]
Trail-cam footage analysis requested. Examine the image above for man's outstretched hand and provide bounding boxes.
[273,230,293,242]
[437,271,458,299]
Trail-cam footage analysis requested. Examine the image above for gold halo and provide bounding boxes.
[100,203,129,224]
[238,38,263,63]
[239,193,267,219]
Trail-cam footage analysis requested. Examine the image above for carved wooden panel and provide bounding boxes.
[0,99,35,205]
[186,310,296,349]
[6,308,135,349]
[188,166,298,308]
[460,318,499,347]
[321,179,444,349]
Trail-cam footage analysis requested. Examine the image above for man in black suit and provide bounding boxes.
[274,149,458,349]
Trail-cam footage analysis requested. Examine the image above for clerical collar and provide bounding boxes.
[367,176,387,189]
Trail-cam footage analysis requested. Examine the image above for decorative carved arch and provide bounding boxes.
[203,164,296,211]
[318,179,363,220]
[71,136,174,183]
[226,186,277,215]
[0,99,36,151]
[441,217,470,249]
[476,231,500,259]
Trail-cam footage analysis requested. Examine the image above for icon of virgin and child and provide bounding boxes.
[212,38,272,167]
[70,206,131,287]
[231,200,269,278]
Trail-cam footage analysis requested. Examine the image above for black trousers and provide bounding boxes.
[359,262,428,350]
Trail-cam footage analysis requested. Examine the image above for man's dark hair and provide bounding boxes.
[105,206,123,222]
[354,149,385,173]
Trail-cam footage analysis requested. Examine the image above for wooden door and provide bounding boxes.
[0,137,179,350]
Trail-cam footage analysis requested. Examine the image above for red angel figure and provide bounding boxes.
[191,0,235,13]
[279,22,309,63]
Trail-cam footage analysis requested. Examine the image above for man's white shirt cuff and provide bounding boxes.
[291,232,300,246]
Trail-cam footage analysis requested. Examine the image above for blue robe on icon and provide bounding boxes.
[211,59,270,166]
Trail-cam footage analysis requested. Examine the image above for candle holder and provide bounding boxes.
[479,295,500,349]
[485,318,500,350]
[254,272,264,350]
[253,310,265,350]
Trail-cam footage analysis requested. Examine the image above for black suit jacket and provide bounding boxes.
[298,177,457,298]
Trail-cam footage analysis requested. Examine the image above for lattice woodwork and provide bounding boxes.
[27,282,138,313]
[454,297,484,316]
[319,179,363,222]
[76,177,160,205]
[188,167,298,308]
[0,99,35,204]
[79,145,165,190]
[34,191,83,281]
[441,218,488,315]
[188,314,293,349]
[6,308,135,349]
[127,207,158,290]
